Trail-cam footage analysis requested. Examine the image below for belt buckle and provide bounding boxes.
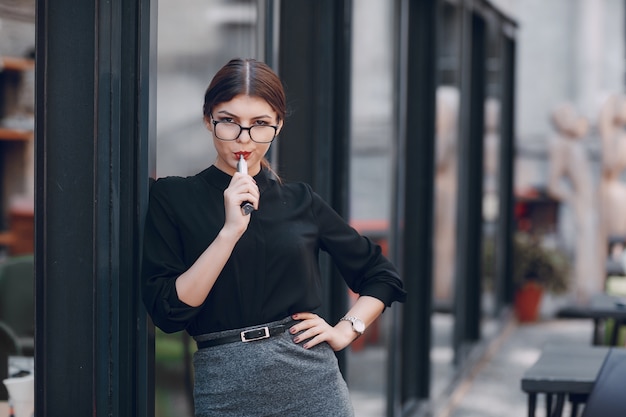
[241,326,270,342]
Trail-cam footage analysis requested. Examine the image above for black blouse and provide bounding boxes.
[141,165,406,335]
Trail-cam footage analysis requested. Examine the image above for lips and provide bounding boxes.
[234,151,251,160]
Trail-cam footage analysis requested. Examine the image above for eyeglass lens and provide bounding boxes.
[215,122,275,143]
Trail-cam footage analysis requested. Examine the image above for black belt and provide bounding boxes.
[196,320,298,350]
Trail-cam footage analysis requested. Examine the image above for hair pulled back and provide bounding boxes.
[203,58,287,123]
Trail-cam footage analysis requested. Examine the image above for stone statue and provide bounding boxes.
[433,86,459,302]
[598,94,626,291]
[547,102,599,302]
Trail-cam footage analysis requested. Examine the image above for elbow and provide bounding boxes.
[153,317,187,334]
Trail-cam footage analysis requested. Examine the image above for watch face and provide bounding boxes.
[353,319,365,334]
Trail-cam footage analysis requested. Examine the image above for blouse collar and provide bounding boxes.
[199,165,273,194]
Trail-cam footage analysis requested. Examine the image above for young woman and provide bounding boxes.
[142,58,406,416]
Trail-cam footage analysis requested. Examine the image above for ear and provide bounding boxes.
[275,120,284,136]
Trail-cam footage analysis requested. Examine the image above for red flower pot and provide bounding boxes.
[514,282,543,322]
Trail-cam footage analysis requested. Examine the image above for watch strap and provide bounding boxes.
[340,316,365,335]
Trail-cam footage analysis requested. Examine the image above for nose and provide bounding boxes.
[237,127,252,143]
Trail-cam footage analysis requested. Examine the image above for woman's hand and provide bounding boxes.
[289,297,385,351]
[222,172,260,236]
[289,312,357,352]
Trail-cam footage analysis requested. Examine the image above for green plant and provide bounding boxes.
[513,232,570,294]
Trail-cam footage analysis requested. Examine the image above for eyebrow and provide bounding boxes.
[215,110,273,120]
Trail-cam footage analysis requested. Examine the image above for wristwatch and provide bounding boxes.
[340,316,365,336]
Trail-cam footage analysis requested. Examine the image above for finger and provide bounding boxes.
[301,333,327,350]
[230,173,257,192]
[233,172,258,190]
[289,313,320,334]
[234,185,259,202]
[237,185,260,209]
[291,325,320,344]
[291,312,318,321]
[226,178,260,212]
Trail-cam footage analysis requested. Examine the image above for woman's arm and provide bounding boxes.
[175,171,259,307]
[174,227,241,306]
[285,188,405,350]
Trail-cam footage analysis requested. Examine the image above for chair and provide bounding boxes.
[604,275,626,346]
[581,348,626,417]
[0,254,34,356]
[0,321,20,401]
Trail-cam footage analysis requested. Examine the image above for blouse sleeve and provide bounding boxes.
[141,178,202,333]
[309,186,407,307]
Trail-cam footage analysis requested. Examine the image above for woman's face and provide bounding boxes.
[206,94,281,176]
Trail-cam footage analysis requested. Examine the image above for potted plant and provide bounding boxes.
[513,232,570,322]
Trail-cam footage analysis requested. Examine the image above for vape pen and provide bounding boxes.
[237,155,255,215]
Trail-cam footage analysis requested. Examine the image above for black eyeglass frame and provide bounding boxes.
[210,116,279,144]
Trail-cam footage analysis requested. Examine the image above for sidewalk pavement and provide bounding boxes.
[349,314,595,417]
[442,317,593,417]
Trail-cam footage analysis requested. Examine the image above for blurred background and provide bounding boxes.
[1,0,626,416]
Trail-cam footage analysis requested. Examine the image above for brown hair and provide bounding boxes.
[203,58,286,174]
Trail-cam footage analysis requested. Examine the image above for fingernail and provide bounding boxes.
[290,327,296,334]
[293,337,300,343]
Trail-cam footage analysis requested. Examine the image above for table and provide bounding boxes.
[557,293,626,345]
[521,344,610,417]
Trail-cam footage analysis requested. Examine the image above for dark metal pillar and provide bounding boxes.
[453,8,487,364]
[277,0,352,372]
[35,0,156,415]
[496,35,517,310]
[390,0,437,413]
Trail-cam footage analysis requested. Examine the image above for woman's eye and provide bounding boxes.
[254,120,269,126]
[220,118,234,123]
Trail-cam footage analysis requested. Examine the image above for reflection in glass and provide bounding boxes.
[431,0,460,402]
[346,0,395,415]
[433,86,459,304]
[482,21,504,316]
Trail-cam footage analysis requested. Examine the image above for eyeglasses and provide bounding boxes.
[211,117,278,144]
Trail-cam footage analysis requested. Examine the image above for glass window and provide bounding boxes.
[347,1,395,414]
[431,0,461,400]
[157,0,261,179]
[155,1,265,415]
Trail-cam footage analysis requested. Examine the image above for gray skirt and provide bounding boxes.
[192,317,355,417]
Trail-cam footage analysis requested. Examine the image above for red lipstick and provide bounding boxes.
[234,151,251,160]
